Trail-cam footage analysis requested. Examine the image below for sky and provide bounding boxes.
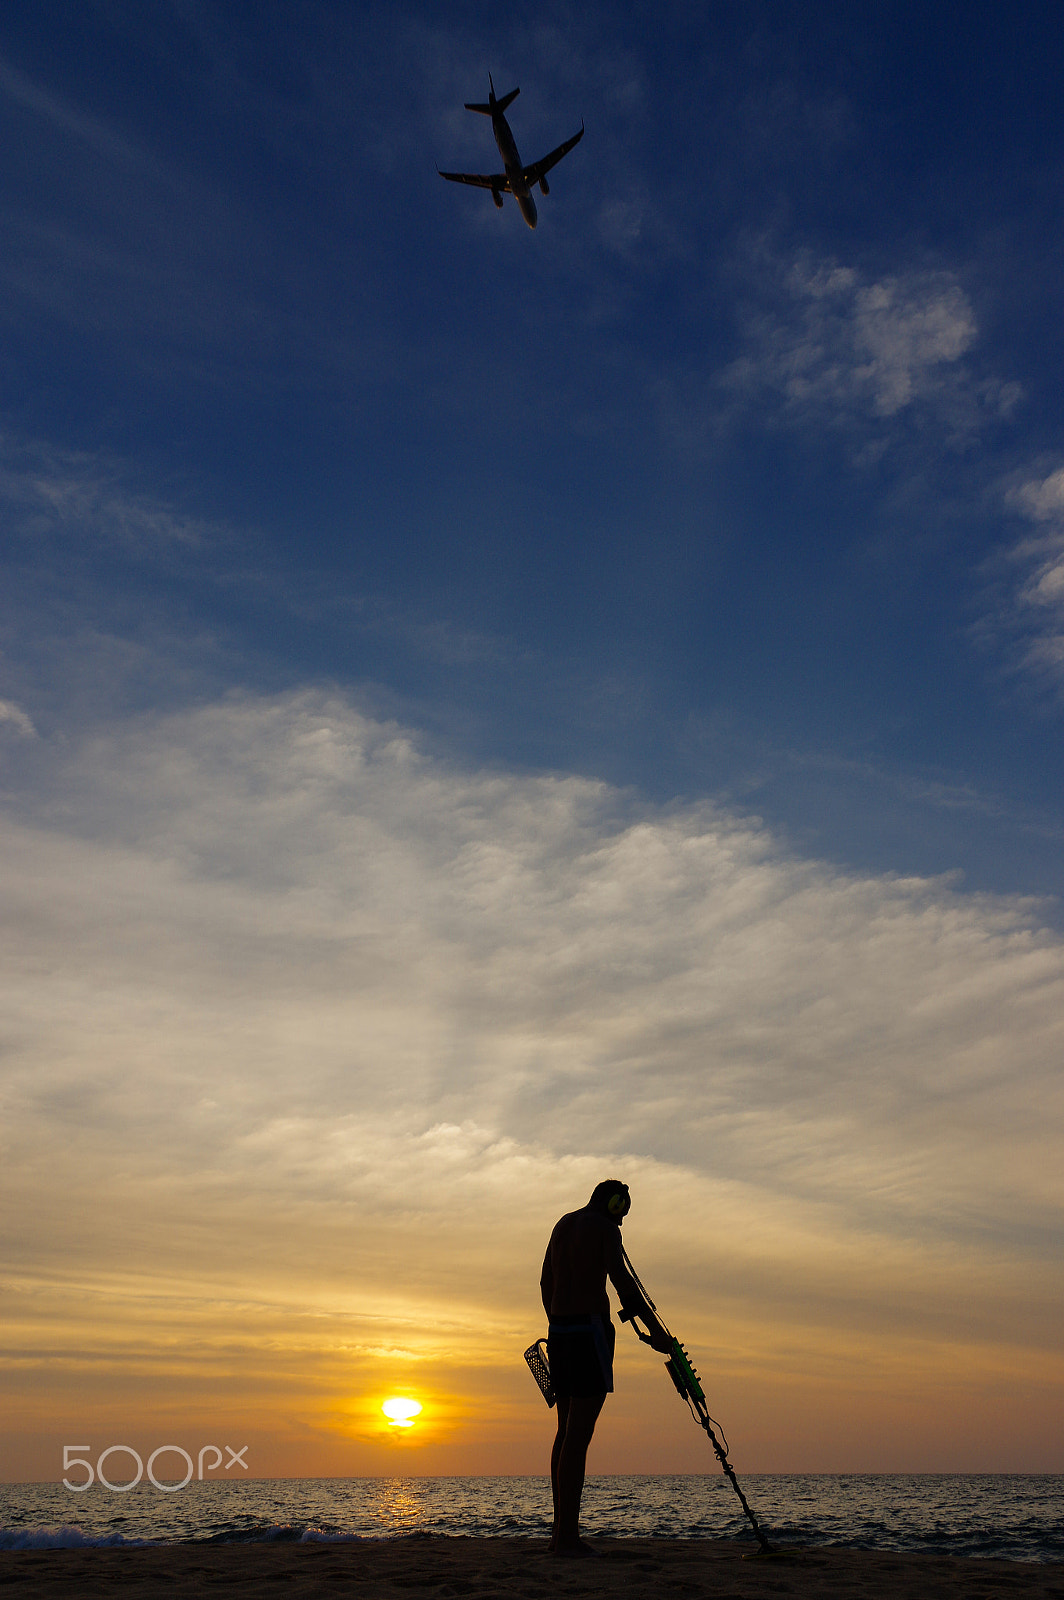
[1,0,1063,1484]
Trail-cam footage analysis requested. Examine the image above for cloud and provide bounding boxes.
[0,54,359,382]
[982,466,1064,695]
[0,54,155,173]
[4,689,1061,1241]
[0,699,36,738]
[0,434,209,550]
[846,273,974,415]
[1016,466,1064,524]
[717,253,1017,444]
[0,433,517,738]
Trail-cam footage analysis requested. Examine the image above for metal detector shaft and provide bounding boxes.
[667,1338,771,1553]
[619,1250,773,1554]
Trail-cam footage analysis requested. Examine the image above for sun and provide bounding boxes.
[381,1397,423,1429]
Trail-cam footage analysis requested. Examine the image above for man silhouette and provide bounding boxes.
[540,1180,670,1555]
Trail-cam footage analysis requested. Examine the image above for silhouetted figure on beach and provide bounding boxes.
[540,1180,670,1556]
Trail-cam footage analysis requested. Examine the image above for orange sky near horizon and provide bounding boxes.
[5,1189,1062,1483]
[2,695,1063,1483]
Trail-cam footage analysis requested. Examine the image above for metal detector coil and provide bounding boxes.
[523,1338,555,1407]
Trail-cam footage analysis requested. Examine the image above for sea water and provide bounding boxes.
[1,1475,1062,1562]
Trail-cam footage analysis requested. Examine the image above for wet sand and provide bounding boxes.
[3,1536,1063,1598]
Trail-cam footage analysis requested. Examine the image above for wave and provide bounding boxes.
[0,1520,388,1550]
[198,1522,376,1545]
[0,1526,157,1551]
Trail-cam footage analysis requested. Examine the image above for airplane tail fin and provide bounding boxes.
[465,77,519,115]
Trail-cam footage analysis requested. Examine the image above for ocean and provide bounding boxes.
[1,1474,1062,1562]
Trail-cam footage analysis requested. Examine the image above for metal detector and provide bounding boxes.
[618,1245,775,1555]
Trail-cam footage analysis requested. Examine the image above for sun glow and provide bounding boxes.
[382,1397,423,1429]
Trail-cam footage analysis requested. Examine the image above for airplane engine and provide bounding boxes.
[539,176,550,195]
[492,188,504,209]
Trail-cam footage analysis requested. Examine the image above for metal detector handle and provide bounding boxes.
[618,1304,658,1345]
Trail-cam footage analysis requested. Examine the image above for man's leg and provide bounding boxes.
[549,1395,569,1548]
[551,1392,605,1554]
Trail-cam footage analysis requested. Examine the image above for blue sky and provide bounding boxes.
[2,2,1063,1477]
[4,0,1063,896]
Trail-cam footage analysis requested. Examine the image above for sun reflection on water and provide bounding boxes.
[373,1477,427,1531]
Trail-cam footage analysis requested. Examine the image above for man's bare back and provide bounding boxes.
[540,1206,623,1319]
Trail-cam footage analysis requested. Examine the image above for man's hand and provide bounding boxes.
[618,1301,673,1352]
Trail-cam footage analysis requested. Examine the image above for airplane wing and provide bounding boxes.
[522,123,584,187]
[437,167,512,192]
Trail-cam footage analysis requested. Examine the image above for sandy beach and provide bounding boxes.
[3,1536,1063,1598]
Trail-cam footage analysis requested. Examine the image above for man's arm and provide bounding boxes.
[605,1230,672,1352]
[540,1242,554,1318]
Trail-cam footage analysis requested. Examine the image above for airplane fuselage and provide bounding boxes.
[438,78,582,229]
[492,112,538,228]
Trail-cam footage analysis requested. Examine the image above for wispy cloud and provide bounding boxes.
[718,252,1020,443]
[0,435,209,550]
[3,692,1060,1316]
[0,436,522,746]
[0,53,365,381]
[1015,466,1064,524]
[979,466,1064,696]
[0,53,157,173]
[0,699,36,738]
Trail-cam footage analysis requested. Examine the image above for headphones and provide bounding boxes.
[607,1184,631,1218]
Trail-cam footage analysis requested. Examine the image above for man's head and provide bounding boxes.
[589,1179,631,1221]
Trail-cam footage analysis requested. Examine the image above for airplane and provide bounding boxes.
[438,75,583,229]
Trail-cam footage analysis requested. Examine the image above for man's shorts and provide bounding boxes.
[547,1314,615,1398]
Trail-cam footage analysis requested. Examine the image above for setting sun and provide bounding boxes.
[382,1397,423,1429]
